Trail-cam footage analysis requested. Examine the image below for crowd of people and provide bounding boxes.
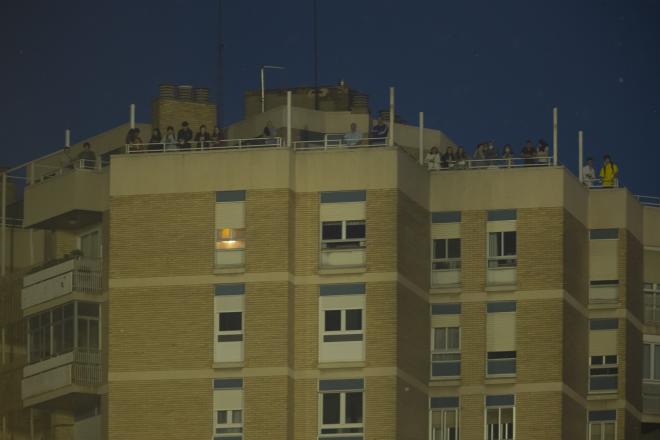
[126,122,224,151]
[424,139,551,170]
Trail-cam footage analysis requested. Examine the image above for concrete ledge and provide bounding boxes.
[318,267,367,275]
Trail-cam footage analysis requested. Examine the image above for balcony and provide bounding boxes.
[23,162,109,229]
[22,257,103,310]
[644,383,660,415]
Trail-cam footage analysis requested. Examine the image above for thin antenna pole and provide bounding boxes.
[287,91,292,147]
[313,0,319,110]
[388,87,395,147]
[1,172,6,276]
[217,0,224,129]
[418,112,424,165]
[578,130,584,183]
[553,107,558,166]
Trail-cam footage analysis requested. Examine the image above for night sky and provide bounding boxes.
[1,0,659,196]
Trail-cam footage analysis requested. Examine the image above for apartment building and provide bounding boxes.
[1,83,659,440]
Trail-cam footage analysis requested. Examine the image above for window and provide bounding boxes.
[487,231,517,268]
[77,302,100,351]
[319,379,364,438]
[431,408,458,440]
[643,342,660,381]
[588,411,616,440]
[645,283,660,323]
[213,379,243,439]
[433,239,461,270]
[590,355,618,392]
[486,302,516,376]
[323,309,362,341]
[487,351,516,375]
[319,284,365,363]
[432,327,460,377]
[319,191,366,269]
[214,284,245,363]
[321,220,366,249]
[215,191,246,267]
[589,280,619,305]
[79,228,101,259]
[485,395,514,440]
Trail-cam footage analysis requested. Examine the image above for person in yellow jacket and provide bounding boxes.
[599,155,619,187]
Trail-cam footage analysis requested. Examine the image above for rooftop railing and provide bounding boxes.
[293,134,389,150]
[30,158,109,185]
[125,137,283,153]
[426,156,554,171]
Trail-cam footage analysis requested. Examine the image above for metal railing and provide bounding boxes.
[72,348,102,387]
[125,137,283,153]
[72,258,103,293]
[31,159,109,185]
[426,156,554,171]
[293,134,389,150]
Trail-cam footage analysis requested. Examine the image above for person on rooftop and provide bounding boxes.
[521,140,536,165]
[425,146,441,170]
[77,142,96,169]
[582,157,596,186]
[195,125,211,149]
[485,141,498,166]
[536,139,549,165]
[149,128,162,152]
[343,123,362,147]
[370,116,389,145]
[163,126,177,151]
[441,145,456,169]
[599,155,619,187]
[473,143,487,167]
[455,146,468,169]
[211,126,223,147]
[502,144,514,168]
[177,121,193,149]
[125,128,135,145]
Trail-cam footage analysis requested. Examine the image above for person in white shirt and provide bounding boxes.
[343,123,363,146]
[425,146,442,170]
[582,157,596,186]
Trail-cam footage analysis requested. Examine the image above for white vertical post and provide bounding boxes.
[418,112,424,165]
[388,87,395,147]
[65,129,71,148]
[260,67,265,113]
[286,91,292,147]
[130,104,136,129]
[578,130,584,183]
[553,107,558,166]
[1,172,6,277]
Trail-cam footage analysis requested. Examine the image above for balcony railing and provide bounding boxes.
[293,134,388,150]
[125,137,283,153]
[30,159,109,186]
[22,257,103,309]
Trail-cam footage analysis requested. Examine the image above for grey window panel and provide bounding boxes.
[590,376,618,391]
[590,229,619,240]
[485,395,515,407]
[320,190,366,203]
[324,334,363,342]
[588,410,617,422]
[218,334,243,342]
[430,396,459,409]
[431,304,462,315]
[216,190,246,202]
[487,359,516,375]
[319,379,364,391]
[432,362,461,377]
[215,283,245,296]
[590,319,619,330]
[590,280,619,286]
[431,211,461,223]
[486,301,517,313]
[213,378,243,389]
[320,283,366,296]
[487,209,517,221]
[214,437,242,440]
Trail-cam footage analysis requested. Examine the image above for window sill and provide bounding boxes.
[587,391,619,400]
[485,375,516,384]
[430,286,461,295]
[429,377,461,386]
[214,266,246,274]
[588,302,621,310]
[318,266,367,275]
[485,284,517,292]
[317,361,366,369]
[213,361,245,369]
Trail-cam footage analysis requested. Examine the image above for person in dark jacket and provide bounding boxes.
[177,121,193,149]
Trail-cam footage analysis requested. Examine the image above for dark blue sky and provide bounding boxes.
[1,0,659,196]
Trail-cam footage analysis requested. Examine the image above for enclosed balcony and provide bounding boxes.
[22,256,103,310]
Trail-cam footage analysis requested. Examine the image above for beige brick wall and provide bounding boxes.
[293,378,317,440]
[365,375,396,440]
[516,391,562,439]
[460,393,484,439]
[292,192,318,276]
[291,284,318,369]
[563,302,588,396]
[518,207,564,291]
[396,378,427,440]
[562,394,586,440]
[564,210,589,305]
[244,375,290,439]
[460,211,486,293]
[517,299,563,383]
[621,229,644,320]
[397,283,429,382]
[366,189,397,273]
[108,285,212,372]
[244,281,290,368]
[151,98,217,135]
[108,379,210,440]
[245,189,290,273]
[397,191,429,289]
[110,192,214,278]
[460,302,486,385]
[366,282,397,368]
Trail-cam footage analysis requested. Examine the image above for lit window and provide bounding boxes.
[216,228,246,250]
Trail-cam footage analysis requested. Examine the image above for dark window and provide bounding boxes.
[433,239,447,259]
[322,393,340,424]
[78,302,99,318]
[447,238,461,258]
[325,310,341,331]
[345,392,363,423]
[346,221,366,239]
[322,222,342,240]
[503,232,516,256]
[219,312,242,332]
[345,309,362,331]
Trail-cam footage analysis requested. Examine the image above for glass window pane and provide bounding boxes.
[325,310,341,331]
[655,345,660,380]
[590,423,601,440]
[322,393,340,424]
[77,320,88,349]
[603,422,615,440]
[346,221,365,239]
[63,303,74,318]
[63,318,74,353]
[447,327,460,350]
[52,323,62,355]
[217,410,228,424]
[434,328,446,351]
[322,222,342,240]
[89,320,99,349]
[488,233,501,257]
[77,302,99,318]
[447,239,461,259]
[643,344,651,379]
[503,232,516,256]
[434,239,447,259]
[219,312,242,332]
[232,410,242,424]
[345,392,363,423]
[345,309,362,331]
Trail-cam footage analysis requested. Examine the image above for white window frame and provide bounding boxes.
[77,226,102,259]
[322,308,363,341]
[486,351,517,377]
[318,390,364,436]
[487,231,517,268]
[432,238,461,270]
[644,283,660,323]
[643,341,660,382]
[485,405,515,440]
[588,420,616,440]
[431,327,461,378]
[589,354,618,392]
[218,311,244,343]
[215,408,243,438]
[430,407,459,440]
[321,220,366,250]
